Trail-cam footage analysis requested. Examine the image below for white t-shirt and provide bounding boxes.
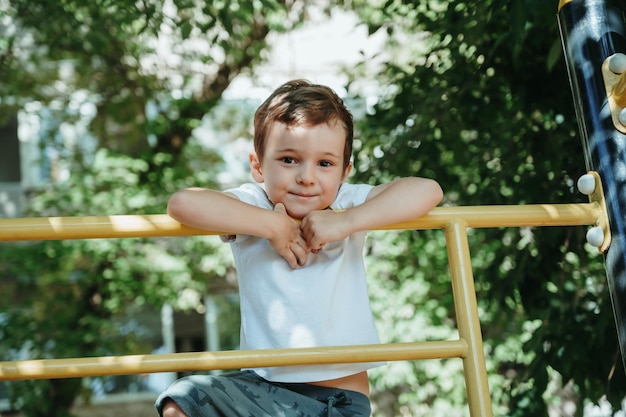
[223,182,385,383]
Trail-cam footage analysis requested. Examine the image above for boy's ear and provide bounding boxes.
[249,152,264,183]
[341,162,353,182]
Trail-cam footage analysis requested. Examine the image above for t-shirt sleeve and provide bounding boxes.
[223,183,273,209]
[330,183,374,210]
[219,183,272,242]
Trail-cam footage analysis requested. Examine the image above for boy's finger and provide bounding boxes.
[311,245,324,254]
[282,251,298,269]
[274,202,286,213]
[291,243,308,267]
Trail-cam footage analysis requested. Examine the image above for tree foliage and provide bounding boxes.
[0,147,233,416]
[1,0,297,183]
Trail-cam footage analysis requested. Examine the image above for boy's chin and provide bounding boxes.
[286,210,307,220]
[285,206,316,220]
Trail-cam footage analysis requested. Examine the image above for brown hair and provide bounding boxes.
[253,79,354,170]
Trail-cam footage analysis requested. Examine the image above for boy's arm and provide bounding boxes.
[167,188,309,268]
[300,177,443,251]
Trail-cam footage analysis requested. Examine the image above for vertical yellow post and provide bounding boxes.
[445,219,493,417]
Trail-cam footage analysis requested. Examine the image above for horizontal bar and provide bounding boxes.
[0,203,602,242]
[0,340,468,381]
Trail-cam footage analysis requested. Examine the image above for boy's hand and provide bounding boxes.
[270,203,310,268]
[300,210,352,253]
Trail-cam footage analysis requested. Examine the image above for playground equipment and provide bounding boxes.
[0,1,624,416]
[558,0,626,369]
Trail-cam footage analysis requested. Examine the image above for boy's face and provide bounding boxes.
[249,121,352,220]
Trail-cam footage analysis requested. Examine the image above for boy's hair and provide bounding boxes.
[253,79,354,170]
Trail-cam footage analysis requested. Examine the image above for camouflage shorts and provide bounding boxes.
[155,370,371,417]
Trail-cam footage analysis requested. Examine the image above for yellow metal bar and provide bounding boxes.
[558,0,572,12]
[446,219,493,417]
[0,340,467,381]
[0,214,207,241]
[0,203,602,242]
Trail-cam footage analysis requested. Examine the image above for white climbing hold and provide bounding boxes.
[609,53,626,74]
[586,226,604,247]
[577,174,596,195]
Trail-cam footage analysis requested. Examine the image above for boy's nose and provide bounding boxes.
[296,164,315,185]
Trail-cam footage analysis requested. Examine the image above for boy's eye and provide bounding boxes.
[319,160,333,167]
[281,157,296,164]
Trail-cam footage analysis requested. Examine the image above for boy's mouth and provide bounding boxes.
[289,191,316,198]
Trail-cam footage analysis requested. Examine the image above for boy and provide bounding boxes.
[156,79,443,417]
